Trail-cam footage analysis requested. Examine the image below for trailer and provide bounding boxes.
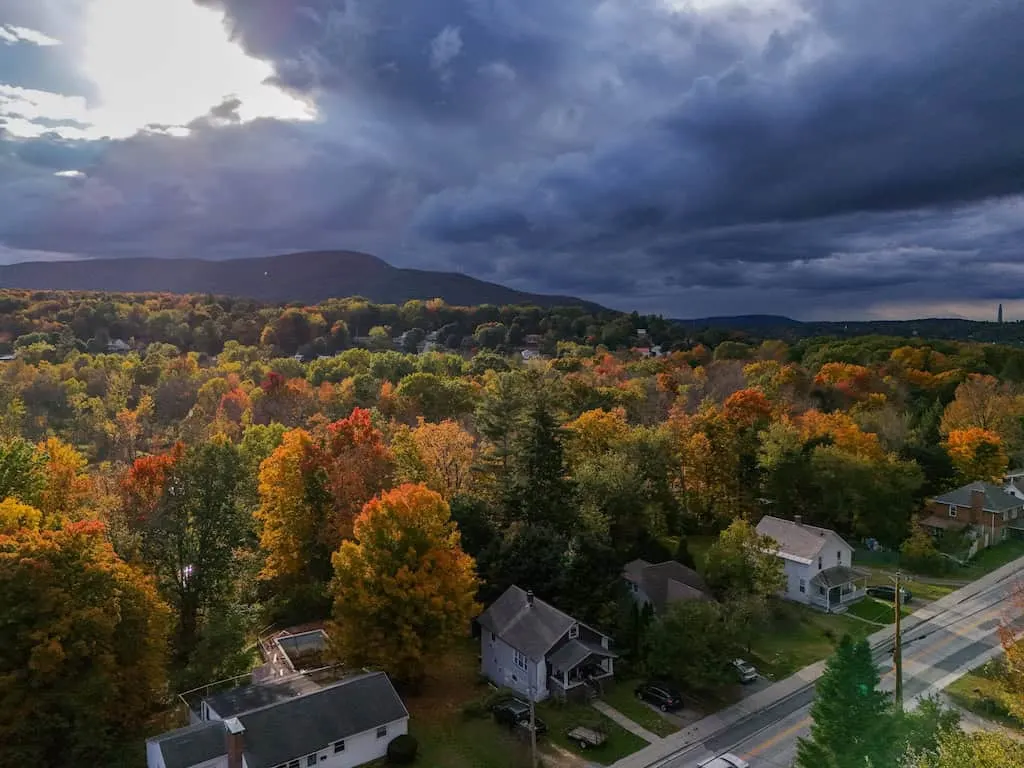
[566,725,607,750]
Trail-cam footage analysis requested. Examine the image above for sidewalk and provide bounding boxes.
[592,700,663,743]
[610,554,1024,768]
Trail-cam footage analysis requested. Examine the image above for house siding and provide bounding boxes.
[775,533,854,607]
[480,632,548,701]
[310,717,409,768]
[923,497,1019,548]
[781,558,812,605]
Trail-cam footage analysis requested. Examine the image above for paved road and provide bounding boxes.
[654,564,1024,768]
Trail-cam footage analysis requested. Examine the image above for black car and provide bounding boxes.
[635,682,683,711]
[867,585,912,603]
[492,698,549,735]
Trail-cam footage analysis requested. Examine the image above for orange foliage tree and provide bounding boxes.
[37,438,92,523]
[120,443,184,524]
[0,519,171,765]
[943,427,1008,482]
[329,484,479,684]
[409,418,476,500]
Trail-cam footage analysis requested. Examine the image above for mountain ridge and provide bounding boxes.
[0,250,603,310]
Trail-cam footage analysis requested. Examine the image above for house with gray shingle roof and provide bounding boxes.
[755,515,867,613]
[920,480,1024,549]
[476,585,615,702]
[145,671,408,768]
[623,559,711,611]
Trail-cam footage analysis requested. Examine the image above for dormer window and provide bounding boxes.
[568,624,579,640]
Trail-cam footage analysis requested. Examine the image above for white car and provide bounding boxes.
[698,754,750,768]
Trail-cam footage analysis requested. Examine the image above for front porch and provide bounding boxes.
[809,566,868,613]
[547,640,616,701]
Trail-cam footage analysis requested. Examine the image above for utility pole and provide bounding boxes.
[893,570,904,711]
[528,678,538,768]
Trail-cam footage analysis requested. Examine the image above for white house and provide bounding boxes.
[146,672,408,768]
[755,515,866,612]
[476,586,616,702]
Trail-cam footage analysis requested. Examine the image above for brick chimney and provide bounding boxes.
[970,487,985,514]
[225,717,245,768]
[526,590,534,607]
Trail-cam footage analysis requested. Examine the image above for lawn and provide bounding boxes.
[945,646,1023,733]
[600,680,680,737]
[845,596,913,625]
[413,717,535,768]
[864,575,957,604]
[538,699,649,764]
[959,539,1024,579]
[748,601,873,680]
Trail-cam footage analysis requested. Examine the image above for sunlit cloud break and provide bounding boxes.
[0,24,61,46]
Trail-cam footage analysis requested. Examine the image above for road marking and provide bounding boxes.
[737,604,1011,761]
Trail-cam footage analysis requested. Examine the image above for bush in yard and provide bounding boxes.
[386,734,418,764]
[900,526,949,575]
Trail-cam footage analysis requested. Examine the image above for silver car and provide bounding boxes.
[699,754,750,768]
[732,658,758,684]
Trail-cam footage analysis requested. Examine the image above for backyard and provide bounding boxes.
[538,699,649,764]
[855,538,1024,581]
[844,596,913,624]
[945,644,1023,733]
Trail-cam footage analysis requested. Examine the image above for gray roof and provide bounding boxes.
[756,516,846,563]
[238,672,408,768]
[477,586,578,661]
[810,565,865,588]
[933,482,1024,512]
[204,675,316,719]
[152,721,226,768]
[547,640,616,674]
[626,560,710,610]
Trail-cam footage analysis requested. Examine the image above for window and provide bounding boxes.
[376,726,388,739]
[307,756,317,767]
[798,578,806,594]
[488,630,494,645]
[568,624,579,640]
[288,761,299,768]
[818,556,822,570]
[836,550,842,564]
[818,586,825,595]
[334,740,345,753]
[949,507,958,518]
[630,581,639,593]
[513,649,528,671]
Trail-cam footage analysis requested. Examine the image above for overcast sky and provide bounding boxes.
[1,0,1023,320]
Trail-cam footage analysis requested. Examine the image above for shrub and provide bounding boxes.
[462,687,516,719]
[900,527,950,575]
[386,734,418,764]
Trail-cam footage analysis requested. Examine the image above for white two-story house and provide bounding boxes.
[755,515,866,612]
[146,671,408,768]
[476,585,616,702]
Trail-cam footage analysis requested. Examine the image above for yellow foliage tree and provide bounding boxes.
[410,418,475,499]
[37,438,91,523]
[564,407,630,466]
[796,410,884,461]
[255,428,325,581]
[943,427,1008,482]
[329,484,479,684]
[0,497,42,534]
[940,374,1024,450]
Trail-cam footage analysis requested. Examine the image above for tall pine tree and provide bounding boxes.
[796,635,896,768]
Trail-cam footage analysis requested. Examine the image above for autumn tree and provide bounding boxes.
[37,438,91,523]
[903,729,1024,768]
[943,427,1008,482]
[703,519,785,601]
[409,418,475,499]
[0,519,171,766]
[0,436,46,506]
[329,484,479,684]
[940,374,1024,451]
[997,580,1024,723]
[140,440,249,671]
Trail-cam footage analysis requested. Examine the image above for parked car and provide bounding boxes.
[732,658,758,684]
[492,698,548,735]
[867,585,912,604]
[634,681,684,711]
[698,753,750,768]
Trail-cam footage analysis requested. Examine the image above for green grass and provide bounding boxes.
[864,575,956,604]
[844,596,912,624]
[538,699,649,764]
[413,717,535,768]
[600,680,680,737]
[960,539,1024,579]
[945,647,1023,733]
[748,601,873,680]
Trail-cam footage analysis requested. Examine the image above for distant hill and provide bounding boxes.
[0,251,603,310]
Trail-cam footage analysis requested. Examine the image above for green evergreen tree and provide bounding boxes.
[796,635,896,768]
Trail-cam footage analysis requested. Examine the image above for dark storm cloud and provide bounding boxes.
[1,0,1024,318]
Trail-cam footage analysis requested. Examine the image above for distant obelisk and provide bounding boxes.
[998,303,1004,323]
